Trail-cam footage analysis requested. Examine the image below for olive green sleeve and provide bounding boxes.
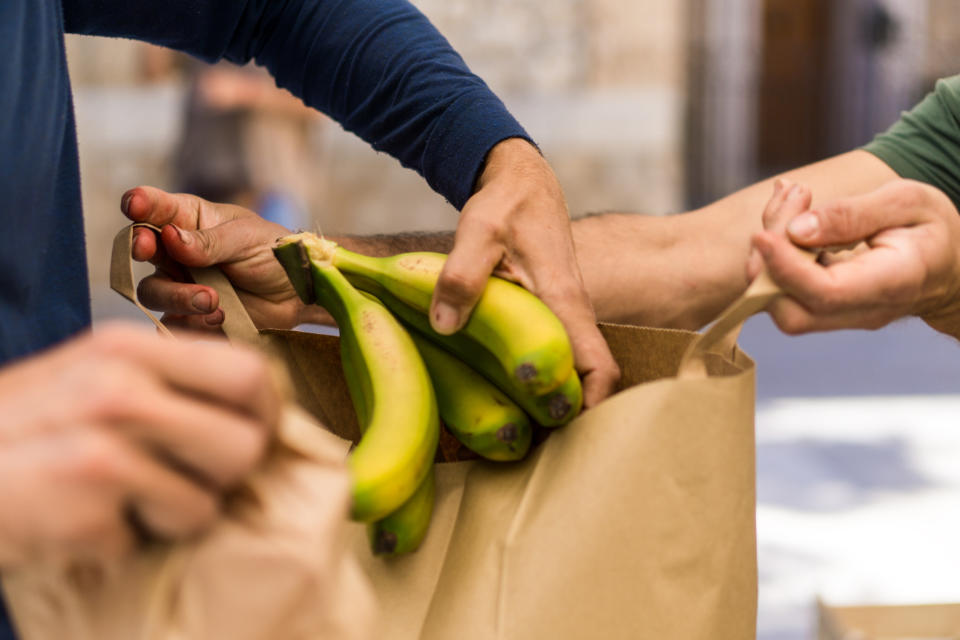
[863,74,960,211]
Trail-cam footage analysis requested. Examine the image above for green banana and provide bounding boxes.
[274,234,439,523]
[327,241,574,395]
[360,284,582,427]
[368,464,435,556]
[410,331,532,461]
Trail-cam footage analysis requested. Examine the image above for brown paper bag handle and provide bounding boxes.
[110,223,262,347]
[678,251,817,378]
[109,224,338,458]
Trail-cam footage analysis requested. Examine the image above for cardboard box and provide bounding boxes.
[817,598,960,639]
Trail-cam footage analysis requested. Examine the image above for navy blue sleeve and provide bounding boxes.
[63,0,532,210]
[0,594,15,640]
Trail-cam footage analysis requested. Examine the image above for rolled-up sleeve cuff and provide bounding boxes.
[421,91,534,210]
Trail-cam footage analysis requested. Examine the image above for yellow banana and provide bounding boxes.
[327,241,574,395]
[368,464,435,556]
[274,234,439,523]
[362,284,582,427]
[410,332,532,462]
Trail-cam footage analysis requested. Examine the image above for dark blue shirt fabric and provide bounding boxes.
[0,0,529,365]
[0,0,528,634]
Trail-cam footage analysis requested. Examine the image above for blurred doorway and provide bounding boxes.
[685,0,927,208]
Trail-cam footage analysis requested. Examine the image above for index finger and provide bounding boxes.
[123,186,203,230]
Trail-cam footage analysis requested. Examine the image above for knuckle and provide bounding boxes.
[59,507,120,551]
[772,310,810,335]
[70,433,128,484]
[437,268,483,303]
[602,359,622,387]
[192,493,221,531]
[221,424,269,486]
[82,363,141,421]
[194,228,218,257]
[473,215,506,242]
[823,201,856,236]
[231,348,271,398]
[890,180,926,209]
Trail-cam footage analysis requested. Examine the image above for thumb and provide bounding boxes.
[430,227,503,335]
[787,181,933,248]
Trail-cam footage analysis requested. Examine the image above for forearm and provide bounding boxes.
[326,151,900,329]
[576,150,900,329]
[68,0,529,209]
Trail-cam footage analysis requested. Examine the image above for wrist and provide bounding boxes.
[475,137,542,193]
[921,296,960,340]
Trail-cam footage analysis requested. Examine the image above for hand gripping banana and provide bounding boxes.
[410,332,532,461]
[362,285,582,427]
[369,464,435,556]
[328,242,574,395]
[274,234,439,523]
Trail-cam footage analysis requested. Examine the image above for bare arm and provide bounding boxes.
[125,152,899,338]
[575,150,899,329]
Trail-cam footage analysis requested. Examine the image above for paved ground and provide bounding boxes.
[741,315,960,639]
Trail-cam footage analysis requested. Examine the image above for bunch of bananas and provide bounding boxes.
[274,233,582,557]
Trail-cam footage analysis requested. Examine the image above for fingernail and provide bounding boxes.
[192,291,212,312]
[787,184,805,200]
[171,224,193,245]
[121,192,134,214]
[787,212,819,240]
[431,302,460,335]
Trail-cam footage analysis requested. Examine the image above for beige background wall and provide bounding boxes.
[67,0,690,320]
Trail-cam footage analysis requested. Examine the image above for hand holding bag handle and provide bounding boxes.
[110,223,262,347]
[679,250,818,378]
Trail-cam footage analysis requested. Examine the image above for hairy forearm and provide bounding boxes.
[336,231,455,257]
[327,150,900,330]
[577,150,901,329]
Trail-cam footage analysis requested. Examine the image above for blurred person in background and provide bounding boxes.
[0,1,620,637]
[134,74,960,347]
[143,45,323,231]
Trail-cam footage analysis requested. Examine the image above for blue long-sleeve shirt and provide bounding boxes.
[0,0,528,633]
[0,0,529,365]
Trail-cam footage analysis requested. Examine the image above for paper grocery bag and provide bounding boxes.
[274,325,758,640]
[3,224,772,639]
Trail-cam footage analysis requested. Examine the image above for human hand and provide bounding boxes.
[430,138,620,407]
[748,179,960,337]
[123,186,318,332]
[0,323,282,566]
